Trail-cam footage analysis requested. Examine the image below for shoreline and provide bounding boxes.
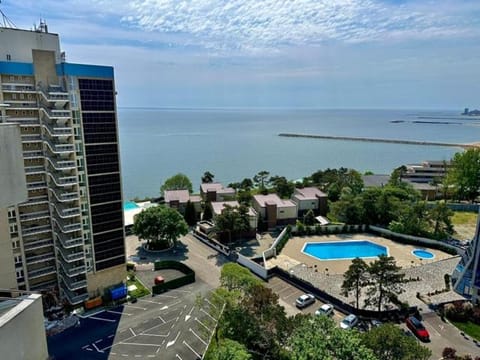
[278,133,480,149]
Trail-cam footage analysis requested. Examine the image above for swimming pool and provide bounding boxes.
[302,240,388,261]
[124,201,140,211]
[411,249,435,259]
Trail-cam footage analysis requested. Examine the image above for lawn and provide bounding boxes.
[127,275,150,298]
[451,211,478,226]
[450,320,480,341]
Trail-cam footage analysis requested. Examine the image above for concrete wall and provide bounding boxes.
[0,293,49,360]
[0,124,27,207]
[237,254,268,279]
[0,208,17,288]
[277,205,297,220]
[295,198,318,211]
[86,263,126,298]
[0,27,61,63]
[32,49,59,87]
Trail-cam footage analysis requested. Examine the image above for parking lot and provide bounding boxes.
[48,280,219,359]
[266,276,345,323]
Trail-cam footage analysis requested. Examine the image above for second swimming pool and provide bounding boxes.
[302,240,388,261]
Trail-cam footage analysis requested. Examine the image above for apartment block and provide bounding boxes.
[0,23,125,305]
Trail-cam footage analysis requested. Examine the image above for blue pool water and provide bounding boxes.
[412,249,435,259]
[124,201,139,211]
[302,240,388,261]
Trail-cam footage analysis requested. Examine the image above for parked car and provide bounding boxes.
[405,316,430,342]
[296,294,315,308]
[340,314,358,329]
[370,319,383,328]
[315,303,334,317]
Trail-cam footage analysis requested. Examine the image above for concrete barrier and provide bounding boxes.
[237,254,268,279]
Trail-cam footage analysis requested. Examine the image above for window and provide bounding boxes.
[15,269,24,279]
[9,223,18,234]
[6,54,11,61]
[12,240,20,249]
[14,255,22,265]
[11,93,16,100]
[7,209,16,218]
[19,93,24,99]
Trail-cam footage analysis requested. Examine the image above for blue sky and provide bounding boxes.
[3,0,480,109]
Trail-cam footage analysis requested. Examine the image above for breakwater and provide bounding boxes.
[278,133,478,149]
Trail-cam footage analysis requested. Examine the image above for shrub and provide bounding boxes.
[442,347,457,359]
[444,274,451,291]
[126,262,135,271]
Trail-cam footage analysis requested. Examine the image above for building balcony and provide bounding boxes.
[52,217,81,233]
[25,252,56,265]
[39,107,71,121]
[19,195,49,207]
[60,283,88,305]
[58,270,87,291]
[56,245,84,263]
[19,210,50,222]
[28,265,57,279]
[47,171,78,187]
[23,150,44,159]
[26,181,47,190]
[24,165,45,175]
[58,260,86,277]
[55,232,83,249]
[42,122,72,138]
[30,279,58,291]
[49,187,79,203]
[43,138,74,154]
[21,134,42,143]
[21,224,51,237]
[46,157,75,171]
[6,117,39,124]
[51,203,80,219]
[23,238,54,251]
[2,83,35,92]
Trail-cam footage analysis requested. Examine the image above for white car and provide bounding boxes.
[315,304,334,317]
[340,314,358,329]
[295,294,315,309]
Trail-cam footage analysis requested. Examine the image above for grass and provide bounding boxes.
[450,320,480,341]
[127,275,150,298]
[451,211,478,226]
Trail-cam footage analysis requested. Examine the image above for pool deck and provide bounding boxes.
[267,233,453,274]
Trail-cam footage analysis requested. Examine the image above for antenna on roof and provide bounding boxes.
[0,1,17,28]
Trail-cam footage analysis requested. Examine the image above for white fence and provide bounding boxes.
[369,225,461,254]
[237,254,268,279]
[262,227,289,262]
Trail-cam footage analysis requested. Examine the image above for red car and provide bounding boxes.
[406,316,430,342]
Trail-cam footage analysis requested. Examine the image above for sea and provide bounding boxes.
[118,108,480,200]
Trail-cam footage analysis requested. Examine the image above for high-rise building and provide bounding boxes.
[0,22,126,305]
[452,210,480,304]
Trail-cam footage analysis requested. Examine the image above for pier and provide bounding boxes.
[278,133,479,149]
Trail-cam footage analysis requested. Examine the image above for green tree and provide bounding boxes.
[220,263,262,291]
[428,201,454,239]
[133,206,188,249]
[288,315,377,360]
[202,171,215,184]
[388,202,430,237]
[362,323,431,360]
[237,189,253,205]
[303,209,316,226]
[253,170,270,191]
[205,339,252,360]
[184,200,197,226]
[342,257,369,309]
[330,187,364,224]
[270,175,295,198]
[365,255,405,312]
[447,148,480,202]
[214,204,250,243]
[240,178,254,190]
[203,201,213,221]
[160,173,193,194]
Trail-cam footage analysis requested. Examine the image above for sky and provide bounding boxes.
[2,0,480,109]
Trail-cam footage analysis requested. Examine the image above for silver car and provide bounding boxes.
[295,294,315,308]
[340,314,358,329]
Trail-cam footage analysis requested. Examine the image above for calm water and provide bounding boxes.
[302,240,388,260]
[118,108,480,199]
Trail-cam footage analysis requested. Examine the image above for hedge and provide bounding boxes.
[152,260,195,294]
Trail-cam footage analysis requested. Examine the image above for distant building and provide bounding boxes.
[403,160,451,184]
[453,210,480,303]
[362,174,438,200]
[253,194,297,228]
[200,183,236,202]
[164,190,201,219]
[291,187,327,217]
[0,291,48,360]
[211,201,258,231]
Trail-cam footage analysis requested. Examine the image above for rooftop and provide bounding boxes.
[200,182,235,194]
[211,201,257,217]
[254,194,296,208]
[164,189,190,203]
[293,187,327,200]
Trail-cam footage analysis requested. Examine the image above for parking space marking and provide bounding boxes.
[141,332,170,337]
[200,308,216,321]
[166,331,181,348]
[195,317,212,332]
[156,294,178,299]
[120,342,160,347]
[92,343,103,353]
[183,340,202,358]
[108,310,132,316]
[139,299,163,304]
[189,328,207,345]
[90,316,116,323]
[158,315,166,323]
[176,354,183,359]
[125,305,147,311]
[129,328,136,337]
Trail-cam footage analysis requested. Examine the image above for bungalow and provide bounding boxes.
[200,183,236,202]
[291,187,328,216]
[252,194,297,228]
[164,190,202,219]
[211,201,258,231]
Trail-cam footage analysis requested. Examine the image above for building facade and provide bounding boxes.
[0,24,125,305]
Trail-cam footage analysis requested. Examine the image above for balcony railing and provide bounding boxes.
[19,210,50,222]
[25,252,56,264]
[21,134,42,142]
[2,83,35,91]
[30,279,58,291]
[58,270,87,291]
[42,122,72,138]
[19,195,49,207]
[23,150,44,159]
[60,283,88,305]
[39,107,70,120]
[55,232,83,248]
[21,224,51,237]
[58,260,86,277]
[49,187,79,203]
[23,238,54,251]
[52,217,81,233]
[43,138,74,154]
[28,265,57,279]
[46,157,75,171]
[24,165,45,174]
[56,245,84,262]
[51,203,81,219]
[47,171,78,187]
